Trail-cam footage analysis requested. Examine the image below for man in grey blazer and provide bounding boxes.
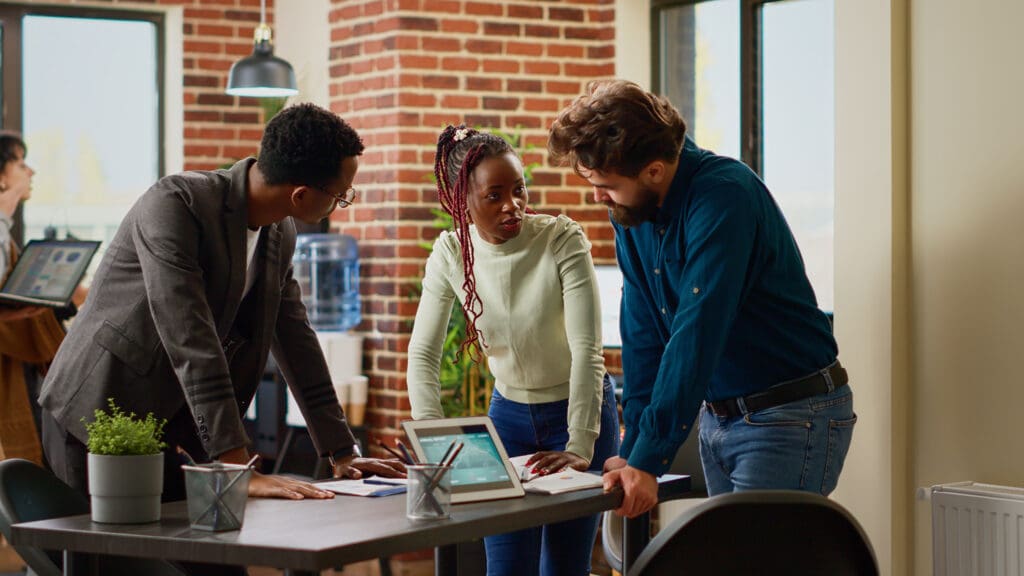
[40,103,404,502]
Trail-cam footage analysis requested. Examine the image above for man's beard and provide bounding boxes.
[607,187,660,228]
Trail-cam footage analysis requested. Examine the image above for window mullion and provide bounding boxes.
[740,0,764,175]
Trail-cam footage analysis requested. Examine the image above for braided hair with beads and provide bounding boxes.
[433,125,515,361]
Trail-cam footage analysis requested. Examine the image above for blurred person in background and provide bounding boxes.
[0,131,34,282]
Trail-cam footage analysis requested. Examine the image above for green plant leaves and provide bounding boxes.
[82,398,168,456]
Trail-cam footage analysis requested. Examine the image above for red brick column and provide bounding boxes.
[327,0,620,452]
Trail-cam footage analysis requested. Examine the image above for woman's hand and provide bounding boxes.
[525,450,589,475]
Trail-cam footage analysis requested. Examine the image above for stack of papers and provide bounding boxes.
[509,455,604,495]
[318,477,407,497]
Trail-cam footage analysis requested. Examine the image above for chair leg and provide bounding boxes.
[272,428,296,475]
[621,511,651,575]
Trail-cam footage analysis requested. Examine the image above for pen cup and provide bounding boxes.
[182,463,252,531]
[406,464,451,521]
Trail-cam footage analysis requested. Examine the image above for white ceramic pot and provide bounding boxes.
[87,452,163,524]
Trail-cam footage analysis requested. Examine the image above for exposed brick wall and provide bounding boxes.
[178,1,277,170]
[326,0,620,453]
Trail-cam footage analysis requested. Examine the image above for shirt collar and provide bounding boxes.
[656,135,703,226]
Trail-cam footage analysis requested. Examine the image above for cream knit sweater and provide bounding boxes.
[406,214,606,462]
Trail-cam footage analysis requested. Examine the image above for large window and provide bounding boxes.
[0,5,163,256]
[654,0,835,310]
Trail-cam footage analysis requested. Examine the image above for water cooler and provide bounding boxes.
[288,234,367,429]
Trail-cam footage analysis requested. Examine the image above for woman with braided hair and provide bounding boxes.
[406,125,619,576]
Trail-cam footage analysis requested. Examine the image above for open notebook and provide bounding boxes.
[318,477,407,497]
[509,454,604,495]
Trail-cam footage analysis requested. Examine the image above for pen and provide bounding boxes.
[413,442,464,514]
[364,477,407,486]
[396,440,417,465]
[436,440,457,469]
[377,441,407,462]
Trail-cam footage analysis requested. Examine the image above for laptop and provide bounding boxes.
[402,416,525,504]
[0,239,101,309]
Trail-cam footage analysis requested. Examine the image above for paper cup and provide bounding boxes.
[347,374,368,426]
[333,379,351,409]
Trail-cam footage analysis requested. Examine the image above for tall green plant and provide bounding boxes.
[414,127,539,417]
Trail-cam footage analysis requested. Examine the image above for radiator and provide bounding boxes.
[932,482,1024,576]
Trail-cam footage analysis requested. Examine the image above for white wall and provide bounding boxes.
[275,0,330,107]
[614,0,651,89]
[910,1,1024,573]
[833,1,908,574]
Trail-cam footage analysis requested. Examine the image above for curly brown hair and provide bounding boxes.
[548,80,687,177]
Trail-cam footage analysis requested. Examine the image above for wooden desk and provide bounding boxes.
[12,476,690,575]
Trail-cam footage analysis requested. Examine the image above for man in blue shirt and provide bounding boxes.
[549,80,855,517]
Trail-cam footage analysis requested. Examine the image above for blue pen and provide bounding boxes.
[396,440,416,465]
[364,478,406,486]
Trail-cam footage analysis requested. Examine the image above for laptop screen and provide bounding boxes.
[1,239,101,307]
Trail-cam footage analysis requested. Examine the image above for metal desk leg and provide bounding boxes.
[621,511,651,575]
[435,543,457,575]
[63,551,97,576]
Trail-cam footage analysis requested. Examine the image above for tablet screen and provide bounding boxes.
[418,424,511,491]
[403,416,525,503]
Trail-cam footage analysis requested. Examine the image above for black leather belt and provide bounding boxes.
[706,361,849,418]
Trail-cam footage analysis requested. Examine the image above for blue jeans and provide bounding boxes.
[699,384,856,496]
[484,375,620,576]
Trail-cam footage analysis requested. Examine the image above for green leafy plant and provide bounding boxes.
[412,127,539,417]
[82,398,167,456]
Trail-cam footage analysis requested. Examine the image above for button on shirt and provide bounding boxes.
[614,137,838,476]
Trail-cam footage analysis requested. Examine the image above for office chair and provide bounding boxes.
[628,490,878,576]
[602,421,708,574]
[0,458,184,576]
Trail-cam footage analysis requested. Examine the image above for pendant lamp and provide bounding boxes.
[226,0,298,98]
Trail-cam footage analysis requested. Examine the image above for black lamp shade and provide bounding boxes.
[226,40,298,98]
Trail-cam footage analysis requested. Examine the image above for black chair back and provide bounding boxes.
[629,490,879,576]
[0,458,185,576]
[0,458,86,576]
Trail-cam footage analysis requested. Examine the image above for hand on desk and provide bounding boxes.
[217,446,336,500]
[331,455,407,480]
[249,472,336,500]
[602,458,658,518]
[525,450,589,476]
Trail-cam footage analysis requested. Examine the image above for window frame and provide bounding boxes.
[651,0,790,176]
[0,3,165,245]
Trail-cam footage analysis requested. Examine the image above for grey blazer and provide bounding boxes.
[40,158,356,458]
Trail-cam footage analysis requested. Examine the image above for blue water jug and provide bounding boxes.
[293,234,361,332]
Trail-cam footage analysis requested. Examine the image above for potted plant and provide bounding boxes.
[82,398,167,523]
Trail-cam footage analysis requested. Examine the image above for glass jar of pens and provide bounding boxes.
[396,440,463,521]
[182,456,257,531]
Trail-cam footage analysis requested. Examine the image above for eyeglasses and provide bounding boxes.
[314,185,358,208]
